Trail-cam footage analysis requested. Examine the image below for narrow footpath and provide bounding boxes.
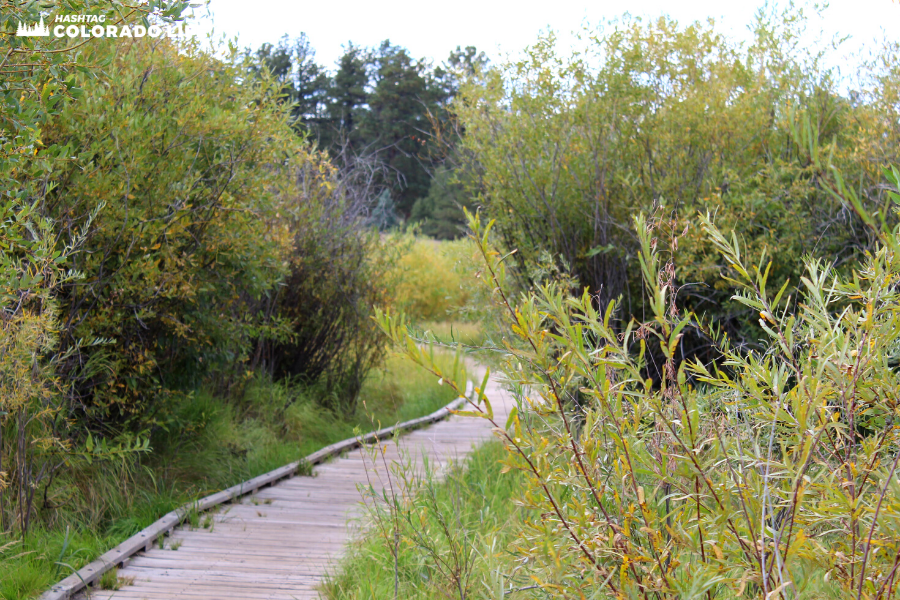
[80,368,511,600]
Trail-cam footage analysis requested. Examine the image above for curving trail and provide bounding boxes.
[79,367,511,600]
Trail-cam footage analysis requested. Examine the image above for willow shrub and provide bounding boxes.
[32,37,296,429]
[0,204,82,535]
[36,36,392,429]
[1,2,187,536]
[378,175,900,598]
[454,9,900,350]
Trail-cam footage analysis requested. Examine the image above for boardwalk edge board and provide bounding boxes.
[41,381,474,600]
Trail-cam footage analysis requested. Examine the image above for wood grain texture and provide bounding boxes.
[48,367,510,600]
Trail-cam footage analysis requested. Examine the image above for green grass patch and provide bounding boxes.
[0,354,465,600]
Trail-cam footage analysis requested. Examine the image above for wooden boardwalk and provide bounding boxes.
[80,370,511,600]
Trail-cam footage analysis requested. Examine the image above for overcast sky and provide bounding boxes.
[190,0,898,71]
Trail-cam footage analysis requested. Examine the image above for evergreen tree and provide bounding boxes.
[436,45,489,98]
[360,41,449,217]
[324,44,369,150]
[246,38,486,225]
[251,34,329,131]
[291,35,329,126]
[367,190,401,230]
[410,166,474,239]
[410,47,489,235]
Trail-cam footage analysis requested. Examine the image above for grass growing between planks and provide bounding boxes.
[321,440,533,600]
[0,353,465,600]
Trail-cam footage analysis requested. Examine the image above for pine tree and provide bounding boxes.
[410,166,473,239]
[250,34,329,131]
[360,41,446,217]
[324,44,369,150]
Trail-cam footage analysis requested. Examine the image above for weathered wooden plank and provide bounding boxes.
[141,549,334,563]
[152,530,348,545]
[119,570,325,584]
[126,557,332,572]
[115,566,326,582]
[107,582,319,596]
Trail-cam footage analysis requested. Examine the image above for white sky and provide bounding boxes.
[190,0,899,71]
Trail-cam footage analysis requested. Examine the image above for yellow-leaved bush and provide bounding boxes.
[390,236,471,322]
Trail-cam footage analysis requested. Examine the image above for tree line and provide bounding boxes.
[248,35,487,233]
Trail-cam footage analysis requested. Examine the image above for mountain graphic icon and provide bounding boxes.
[17,17,50,36]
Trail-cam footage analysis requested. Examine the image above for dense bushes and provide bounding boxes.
[1,31,395,538]
[40,38,294,429]
[454,9,900,347]
[0,0,190,538]
[33,37,392,426]
[382,178,900,597]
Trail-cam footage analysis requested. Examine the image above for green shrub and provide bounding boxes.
[28,33,394,427]
[0,0,189,538]
[37,37,296,428]
[381,171,900,598]
[0,22,398,553]
[455,9,900,349]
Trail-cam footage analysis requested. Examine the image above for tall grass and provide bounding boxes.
[390,234,501,360]
[0,353,464,600]
[391,235,495,326]
[392,237,469,322]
